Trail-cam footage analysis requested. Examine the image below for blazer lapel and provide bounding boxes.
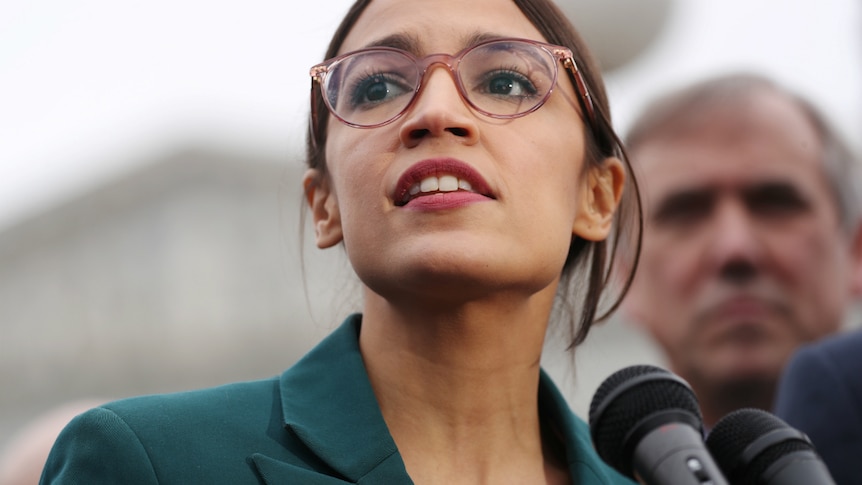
[251,315,414,484]
[251,453,353,485]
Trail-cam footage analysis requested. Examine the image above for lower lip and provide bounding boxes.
[402,192,491,211]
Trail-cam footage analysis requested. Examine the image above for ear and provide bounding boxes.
[572,157,625,241]
[848,220,862,296]
[303,169,343,249]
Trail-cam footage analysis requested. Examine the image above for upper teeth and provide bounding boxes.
[406,175,474,200]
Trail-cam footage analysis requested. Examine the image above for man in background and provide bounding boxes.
[621,73,862,427]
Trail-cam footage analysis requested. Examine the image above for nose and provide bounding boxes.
[706,200,764,284]
[398,65,479,146]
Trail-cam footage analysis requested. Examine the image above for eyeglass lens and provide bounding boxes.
[321,40,559,127]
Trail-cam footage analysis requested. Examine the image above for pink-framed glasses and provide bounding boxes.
[309,37,596,129]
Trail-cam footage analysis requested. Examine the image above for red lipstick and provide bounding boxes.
[393,158,494,210]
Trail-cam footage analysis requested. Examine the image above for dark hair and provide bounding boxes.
[306,0,642,347]
[626,73,860,233]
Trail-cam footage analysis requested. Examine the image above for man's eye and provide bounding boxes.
[653,193,713,227]
[747,185,810,216]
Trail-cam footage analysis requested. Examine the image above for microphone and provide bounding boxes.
[705,408,835,485]
[588,365,728,485]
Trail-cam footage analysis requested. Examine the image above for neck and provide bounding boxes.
[692,378,777,429]
[358,288,567,484]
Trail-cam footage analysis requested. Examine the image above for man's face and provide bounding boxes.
[624,91,859,395]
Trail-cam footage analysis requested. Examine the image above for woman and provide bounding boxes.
[41,0,640,483]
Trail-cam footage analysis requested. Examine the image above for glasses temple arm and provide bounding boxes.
[561,57,597,129]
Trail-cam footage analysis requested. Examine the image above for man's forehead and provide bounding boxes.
[630,89,822,168]
[634,128,822,184]
[635,141,767,183]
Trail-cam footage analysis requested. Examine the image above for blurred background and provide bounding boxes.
[1,0,860,469]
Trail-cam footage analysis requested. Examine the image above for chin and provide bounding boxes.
[713,356,783,388]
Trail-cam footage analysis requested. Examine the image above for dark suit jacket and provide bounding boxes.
[41,314,634,484]
[774,330,862,485]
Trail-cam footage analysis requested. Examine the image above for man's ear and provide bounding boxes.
[303,169,343,249]
[572,157,625,241]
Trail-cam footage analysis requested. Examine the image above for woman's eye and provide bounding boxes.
[480,70,538,98]
[349,74,411,108]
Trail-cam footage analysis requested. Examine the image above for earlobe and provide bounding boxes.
[302,169,343,249]
[573,157,625,241]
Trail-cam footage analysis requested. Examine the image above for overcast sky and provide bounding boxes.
[1,0,859,231]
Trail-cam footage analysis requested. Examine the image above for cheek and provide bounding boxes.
[525,167,580,222]
[324,132,391,244]
[774,224,850,316]
[507,130,583,216]
[638,231,701,293]
[771,221,845,284]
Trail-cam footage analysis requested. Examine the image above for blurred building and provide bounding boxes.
[0,147,359,449]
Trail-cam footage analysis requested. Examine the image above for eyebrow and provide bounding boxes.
[364,33,422,53]
[652,188,714,219]
[463,31,511,48]
[741,181,811,208]
[362,31,511,55]
[651,180,812,220]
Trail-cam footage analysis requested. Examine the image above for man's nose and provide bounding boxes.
[707,201,764,282]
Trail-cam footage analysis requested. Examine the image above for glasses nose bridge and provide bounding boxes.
[416,52,462,92]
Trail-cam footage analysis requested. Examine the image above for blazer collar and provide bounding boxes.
[539,371,631,484]
[275,314,412,483]
[256,313,623,484]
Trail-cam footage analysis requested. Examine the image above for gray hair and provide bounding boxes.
[626,73,861,233]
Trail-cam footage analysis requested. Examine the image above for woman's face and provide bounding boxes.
[309,0,614,303]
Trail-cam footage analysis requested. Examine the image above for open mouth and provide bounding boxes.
[398,174,477,205]
[393,158,494,207]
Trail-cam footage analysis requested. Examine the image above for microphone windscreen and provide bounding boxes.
[589,364,703,474]
[705,408,814,483]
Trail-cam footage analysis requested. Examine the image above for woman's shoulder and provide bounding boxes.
[41,376,291,484]
[69,376,284,452]
[103,376,281,421]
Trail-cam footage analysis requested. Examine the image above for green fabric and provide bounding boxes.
[41,314,634,484]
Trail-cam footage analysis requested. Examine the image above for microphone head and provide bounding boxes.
[705,408,815,484]
[588,364,704,477]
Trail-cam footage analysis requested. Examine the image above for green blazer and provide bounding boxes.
[41,314,634,484]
